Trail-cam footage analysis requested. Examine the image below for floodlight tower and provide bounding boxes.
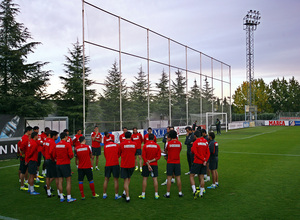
[243,10,261,121]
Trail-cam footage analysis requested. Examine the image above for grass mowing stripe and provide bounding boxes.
[221,151,300,157]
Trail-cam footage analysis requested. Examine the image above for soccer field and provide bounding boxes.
[0,126,299,220]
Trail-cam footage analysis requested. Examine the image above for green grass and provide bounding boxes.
[0,126,299,220]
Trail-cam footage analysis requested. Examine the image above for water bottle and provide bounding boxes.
[151,170,154,177]
[0,116,20,138]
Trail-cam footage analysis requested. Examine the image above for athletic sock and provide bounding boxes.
[67,195,71,200]
[89,181,95,196]
[155,192,158,196]
[79,181,84,197]
[212,184,216,187]
[171,178,175,182]
[207,176,210,181]
[204,174,207,178]
[136,166,138,169]
[166,192,170,196]
[115,193,118,197]
[57,189,60,196]
[179,191,183,196]
[95,166,98,169]
[25,180,28,184]
[47,189,51,196]
[30,185,34,193]
[103,193,107,196]
[60,193,64,200]
[216,182,219,185]
[37,171,39,176]
[192,185,196,193]
[126,196,130,200]
[123,190,126,195]
[200,187,205,195]
[141,192,145,196]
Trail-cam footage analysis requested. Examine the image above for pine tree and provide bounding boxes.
[0,0,51,116]
[171,69,186,123]
[56,40,95,133]
[201,77,215,112]
[153,69,169,118]
[189,79,201,114]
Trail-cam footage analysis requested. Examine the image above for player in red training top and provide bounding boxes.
[25,132,40,195]
[103,138,122,200]
[33,126,44,182]
[72,129,82,167]
[120,131,137,203]
[144,127,157,144]
[53,132,76,203]
[189,130,210,198]
[119,127,128,143]
[138,133,161,200]
[63,129,73,145]
[91,126,102,171]
[75,136,99,200]
[103,131,115,145]
[43,130,60,197]
[19,126,33,191]
[40,127,50,177]
[131,127,144,172]
[164,130,183,198]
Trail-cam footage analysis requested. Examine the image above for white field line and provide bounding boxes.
[0,164,19,169]
[0,215,19,220]
[221,151,300,157]
[221,129,279,140]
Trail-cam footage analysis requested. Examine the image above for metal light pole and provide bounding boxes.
[243,10,261,121]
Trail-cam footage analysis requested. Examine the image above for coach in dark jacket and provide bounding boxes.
[185,126,195,175]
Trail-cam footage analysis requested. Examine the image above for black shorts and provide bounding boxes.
[105,165,120,178]
[92,147,101,156]
[142,165,158,178]
[28,161,37,175]
[135,149,142,156]
[120,167,135,179]
[56,164,72,178]
[167,163,181,176]
[209,157,218,170]
[20,160,28,174]
[190,163,207,175]
[37,152,42,167]
[78,168,93,182]
[46,160,57,178]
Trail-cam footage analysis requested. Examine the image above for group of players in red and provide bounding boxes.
[17,124,219,202]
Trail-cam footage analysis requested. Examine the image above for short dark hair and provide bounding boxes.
[104,131,109,136]
[25,126,33,133]
[148,133,154,140]
[76,129,81,132]
[209,132,215,140]
[168,130,177,139]
[201,129,207,135]
[196,126,202,131]
[31,132,38,139]
[123,127,127,130]
[45,127,50,132]
[79,136,85,143]
[63,129,69,133]
[194,130,202,138]
[94,126,98,128]
[33,126,39,131]
[170,126,174,130]
[50,130,58,138]
[60,132,67,139]
[185,126,192,131]
[148,127,152,131]
[133,127,137,130]
[45,130,51,137]
[125,131,132,138]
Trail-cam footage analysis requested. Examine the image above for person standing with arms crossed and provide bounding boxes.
[91,126,102,171]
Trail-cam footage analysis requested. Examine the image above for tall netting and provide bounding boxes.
[83,1,231,134]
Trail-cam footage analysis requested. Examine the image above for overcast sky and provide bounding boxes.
[14,0,300,97]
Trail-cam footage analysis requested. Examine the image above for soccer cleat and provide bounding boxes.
[171,179,175,184]
[115,195,122,200]
[164,171,167,174]
[38,175,44,179]
[30,191,40,195]
[196,187,200,191]
[95,167,99,171]
[135,167,138,171]
[67,198,77,203]
[47,193,55,198]
[204,177,210,182]
[163,193,170,198]
[185,171,190,175]
[216,183,219,187]
[103,195,108,199]
[122,194,126,199]
[20,186,28,191]
[35,179,44,184]
[155,195,159,199]
[93,194,100,198]
[138,195,145,199]
[207,185,216,189]
[126,199,130,203]
[60,198,65,202]
[161,180,167,186]
[81,197,86,200]
[34,184,40,188]
[203,189,206,194]
[193,191,200,199]
[140,167,142,172]
[179,193,184,197]
[24,182,28,186]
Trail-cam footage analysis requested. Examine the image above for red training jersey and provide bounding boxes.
[48,138,57,161]
[66,136,73,145]
[131,133,143,149]
[18,140,25,161]
[75,144,92,169]
[91,132,102,148]
[165,139,182,164]
[73,134,83,147]
[53,140,74,165]
[42,137,52,160]
[144,133,157,144]
[120,140,137,168]
[40,132,47,141]
[191,137,210,164]
[103,134,115,145]
[25,139,39,163]
[19,134,29,153]
[142,140,161,166]
[104,142,120,167]
[37,134,44,152]
[119,133,126,143]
